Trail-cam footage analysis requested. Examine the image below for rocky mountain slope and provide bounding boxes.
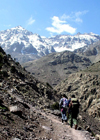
[22,39,100,88]
[22,50,91,87]
[0,46,59,139]
[0,46,58,108]
[0,47,100,139]
[74,40,100,63]
[0,26,100,63]
[55,61,100,124]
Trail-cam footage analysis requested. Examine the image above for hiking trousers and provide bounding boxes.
[68,113,78,127]
[61,108,67,121]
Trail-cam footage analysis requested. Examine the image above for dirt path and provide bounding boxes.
[39,111,93,140]
[9,89,94,140]
[27,103,94,140]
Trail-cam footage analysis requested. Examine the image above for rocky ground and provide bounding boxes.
[0,93,97,140]
[0,86,99,140]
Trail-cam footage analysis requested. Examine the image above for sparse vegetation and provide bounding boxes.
[2,70,8,77]
[0,52,4,61]
[10,65,16,73]
[15,61,20,65]
[51,102,59,110]
[0,52,4,69]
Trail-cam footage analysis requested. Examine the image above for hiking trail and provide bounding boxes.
[8,89,94,140]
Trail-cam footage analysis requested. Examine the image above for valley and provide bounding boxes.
[0,26,100,139]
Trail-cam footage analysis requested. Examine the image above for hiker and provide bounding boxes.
[59,94,68,124]
[67,94,79,129]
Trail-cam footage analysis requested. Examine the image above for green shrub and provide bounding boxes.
[0,52,4,61]
[0,106,8,111]
[0,63,3,69]
[0,52,4,69]
[15,61,19,66]
[51,102,59,110]
[2,71,8,77]
[18,72,25,78]
[7,54,11,58]
[11,66,16,73]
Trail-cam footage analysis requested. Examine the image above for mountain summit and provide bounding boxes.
[0,26,100,63]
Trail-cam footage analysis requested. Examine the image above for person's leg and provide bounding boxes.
[68,113,72,127]
[73,118,78,130]
[61,111,64,124]
[75,124,77,130]
[63,109,67,122]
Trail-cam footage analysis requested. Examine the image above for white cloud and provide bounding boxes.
[27,16,35,25]
[75,17,83,23]
[74,11,88,23]
[61,14,71,20]
[46,16,76,35]
[4,24,11,27]
[61,10,88,24]
[75,10,88,17]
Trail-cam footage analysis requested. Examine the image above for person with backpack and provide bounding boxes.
[67,94,79,129]
[59,94,68,124]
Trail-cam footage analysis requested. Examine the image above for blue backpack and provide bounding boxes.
[61,98,68,110]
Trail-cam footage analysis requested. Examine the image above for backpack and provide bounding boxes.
[71,98,79,113]
[60,98,68,110]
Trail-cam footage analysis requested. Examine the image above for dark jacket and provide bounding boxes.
[68,98,79,116]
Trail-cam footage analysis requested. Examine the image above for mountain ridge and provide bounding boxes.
[0,26,100,63]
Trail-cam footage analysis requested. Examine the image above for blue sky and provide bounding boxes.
[0,0,100,37]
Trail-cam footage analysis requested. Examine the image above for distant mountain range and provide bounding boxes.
[0,26,100,63]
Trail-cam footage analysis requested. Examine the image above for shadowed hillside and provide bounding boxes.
[0,46,60,139]
[22,51,91,87]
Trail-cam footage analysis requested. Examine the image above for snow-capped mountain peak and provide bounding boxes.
[0,26,55,57]
[0,26,100,62]
[12,26,25,30]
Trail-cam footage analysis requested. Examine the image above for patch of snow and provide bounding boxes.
[54,46,73,52]
[71,42,86,50]
[13,48,16,52]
